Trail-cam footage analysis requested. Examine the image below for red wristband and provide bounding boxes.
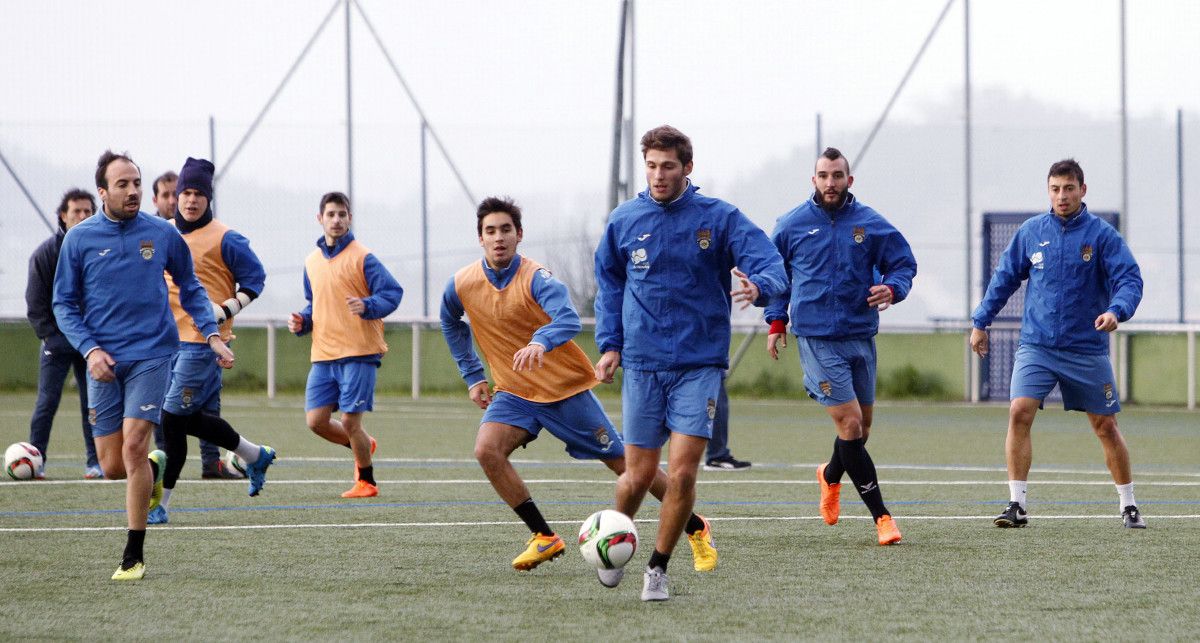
[769,320,787,335]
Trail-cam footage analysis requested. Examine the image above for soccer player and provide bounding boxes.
[971,158,1145,529]
[288,192,402,498]
[441,196,716,582]
[594,125,787,601]
[150,157,276,525]
[151,170,177,220]
[765,147,917,546]
[53,150,234,580]
[26,188,101,479]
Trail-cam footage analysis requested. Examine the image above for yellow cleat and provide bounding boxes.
[111,562,146,581]
[686,515,718,572]
[148,450,167,512]
[512,533,565,571]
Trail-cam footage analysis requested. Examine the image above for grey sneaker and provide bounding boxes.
[641,567,669,602]
[1122,505,1147,529]
[596,567,624,588]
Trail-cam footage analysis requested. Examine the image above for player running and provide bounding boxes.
[288,191,402,498]
[440,196,716,582]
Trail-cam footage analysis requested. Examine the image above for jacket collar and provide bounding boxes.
[174,207,214,234]
[641,180,697,211]
[318,231,356,259]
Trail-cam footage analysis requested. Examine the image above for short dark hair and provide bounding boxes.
[640,125,693,166]
[476,196,522,236]
[152,171,178,197]
[319,191,351,213]
[1048,158,1085,185]
[94,150,137,190]
[57,188,95,215]
[817,147,851,174]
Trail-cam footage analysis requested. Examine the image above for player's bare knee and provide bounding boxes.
[1090,415,1120,439]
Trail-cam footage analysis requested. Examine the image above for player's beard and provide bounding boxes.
[818,187,848,209]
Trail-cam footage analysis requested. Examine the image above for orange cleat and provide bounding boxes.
[876,514,902,545]
[352,435,378,482]
[816,463,841,525]
[341,480,379,498]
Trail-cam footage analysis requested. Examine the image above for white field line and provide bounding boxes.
[5,478,1200,488]
[2,513,1199,534]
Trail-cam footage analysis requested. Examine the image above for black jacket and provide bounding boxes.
[25,220,71,350]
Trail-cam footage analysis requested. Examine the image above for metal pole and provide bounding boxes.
[964,0,977,402]
[411,323,422,400]
[1188,330,1196,410]
[608,0,629,213]
[209,116,216,168]
[266,320,277,399]
[1178,108,1185,323]
[345,0,353,202]
[815,112,822,158]
[0,146,54,233]
[625,0,636,201]
[421,121,429,318]
[1119,0,1128,238]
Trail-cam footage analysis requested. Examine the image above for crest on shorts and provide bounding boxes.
[593,427,612,451]
[139,240,155,260]
[819,381,833,396]
[706,398,717,419]
[88,408,97,426]
[696,229,711,250]
[852,227,866,244]
[181,387,194,408]
[1081,245,1093,262]
[1103,383,1114,400]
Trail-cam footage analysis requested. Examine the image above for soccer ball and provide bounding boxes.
[5,442,44,480]
[578,510,638,570]
[224,450,246,476]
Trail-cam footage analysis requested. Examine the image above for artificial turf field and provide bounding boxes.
[1,392,1197,641]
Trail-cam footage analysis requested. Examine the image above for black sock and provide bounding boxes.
[358,465,376,485]
[194,412,241,450]
[685,513,706,534]
[824,436,844,484]
[162,412,189,489]
[122,529,146,567]
[648,549,670,573]
[836,437,889,520]
[513,498,553,536]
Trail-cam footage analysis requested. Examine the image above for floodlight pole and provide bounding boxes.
[0,146,54,233]
[209,116,217,167]
[421,121,429,318]
[1178,109,1185,323]
[1119,0,1128,239]
[608,0,631,214]
[345,0,354,202]
[815,112,822,158]
[964,0,976,402]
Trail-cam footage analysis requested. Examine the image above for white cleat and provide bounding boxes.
[641,567,669,602]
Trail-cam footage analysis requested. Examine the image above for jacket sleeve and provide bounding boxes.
[728,209,787,301]
[593,221,625,354]
[51,233,96,355]
[25,240,59,340]
[762,219,792,325]
[528,267,582,351]
[438,276,486,388]
[972,228,1030,329]
[166,231,219,338]
[359,254,403,319]
[220,230,267,298]
[1101,228,1143,322]
[876,222,918,304]
[295,269,314,336]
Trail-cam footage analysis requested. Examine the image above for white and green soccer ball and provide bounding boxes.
[5,442,44,480]
[578,510,638,570]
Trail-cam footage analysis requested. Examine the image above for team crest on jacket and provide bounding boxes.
[593,427,612,451]
[852,227,866,244]
[1081,245,1093,262]
[706,398,717,420]
[696,229,712,250]
[139,240,155,260]
[631,248,649,269]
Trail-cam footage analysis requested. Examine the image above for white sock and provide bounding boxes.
[161,487,173,509]
[235,437,261,464]
[1008,480,1027,510]
[1116,482,1136,510]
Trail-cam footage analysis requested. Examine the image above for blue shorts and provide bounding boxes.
[305,360,377,413]
[482,390,624,460]
[163,343,222,415]
[86,355,173,438]
[797,337,876,406]
[621,367,722,449]
[1011,344,1120,414]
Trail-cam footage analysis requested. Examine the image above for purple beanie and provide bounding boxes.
[176,157,214,200]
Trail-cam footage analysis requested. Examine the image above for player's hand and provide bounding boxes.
[208,337,235,369]
[1094,312,1119,333]
[512,343,545,371]
[767,332,787,360]
[594,351,621,383]
[729,267,760,310]
[970,328,989,357]
[287,312,304,334]
[86,348,116,382]
[468,381,492,409]
[867,284,893,308]
[346,296,366,316]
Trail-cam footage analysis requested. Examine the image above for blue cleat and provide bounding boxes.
[244,446,276,497]
[147,505,169,525]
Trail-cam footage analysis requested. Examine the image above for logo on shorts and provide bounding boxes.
[819,381,833,396]
[139,240,155,260]
[593,427,612,451]
[88,408,97,425]
[181,387,194,408]
[139,404,157,412]
[1103,383,1114,400]
[852,227,866,244]
[696,229,712,250]
[1081,244,1093,262]
[706,398,717,420]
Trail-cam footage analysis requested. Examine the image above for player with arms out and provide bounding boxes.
[53,151,234,580]
[594,125,787,601]
[288,192,402,498]
[441,196,713,581]
[971,159,1145,529]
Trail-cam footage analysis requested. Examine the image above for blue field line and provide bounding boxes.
[3,498,1198,520]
